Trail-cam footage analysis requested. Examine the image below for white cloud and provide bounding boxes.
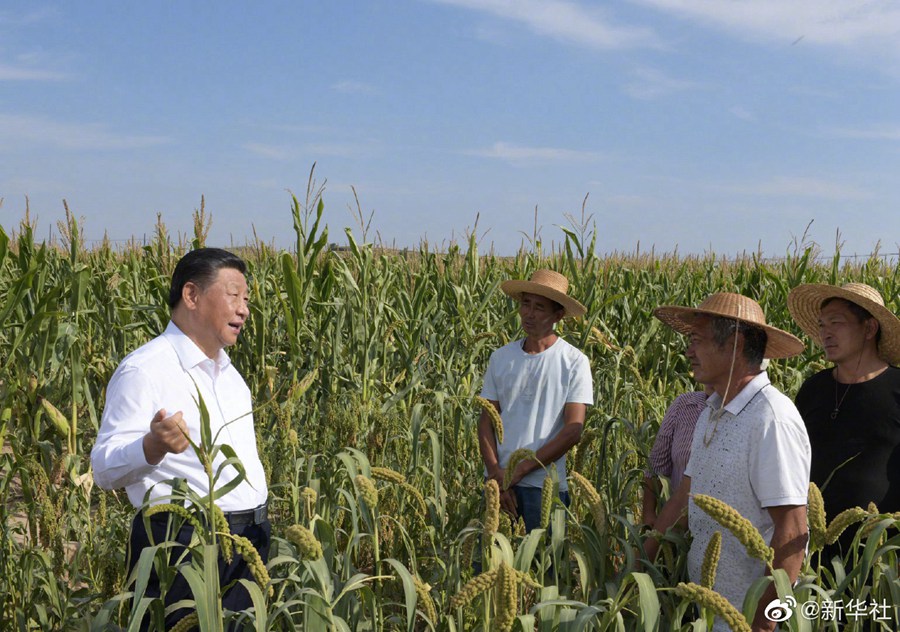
[331,80,377,95]
[430,0,661,49]
[789,85,841,99]
[728,176,871,200]
[0,8,60,27]
[729,106,756,122]
[0,114,171,150]
[0,62,70,81]
[623,66,700,99]
[243,142,295,160]
[261,123,334,135]
[305,142,376,158]
[243,139,375,160]
[468,141,601,163]
[824,124,900,140]
[633,0,900,51]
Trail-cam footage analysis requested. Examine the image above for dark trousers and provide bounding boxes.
[512,485,571,533]
[127,511,271,630]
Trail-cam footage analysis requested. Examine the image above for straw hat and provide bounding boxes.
[501,269,586,318]
[653,292,804,359]
[787,282,900,364]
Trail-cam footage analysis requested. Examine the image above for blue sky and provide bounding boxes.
[1,1,898,257]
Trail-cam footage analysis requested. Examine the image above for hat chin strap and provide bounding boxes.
[719,317,741,407]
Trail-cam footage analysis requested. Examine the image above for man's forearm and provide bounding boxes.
[531,422,583,472]
[643,476,690,560]
[477,408,502,481]
[641,475,659,526]
[752,505,808,631]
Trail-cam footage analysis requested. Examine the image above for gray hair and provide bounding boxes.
[710,316,767,368]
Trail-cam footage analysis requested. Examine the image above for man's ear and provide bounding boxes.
[181,281,201,310]
[865,318,880,341]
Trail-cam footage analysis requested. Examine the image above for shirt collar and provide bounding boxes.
[163,321,231,372]
[706,371,770,416]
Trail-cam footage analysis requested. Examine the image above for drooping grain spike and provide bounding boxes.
[675,582,751,632]
[824,506,868,545]
[692,494,773,565]
[354,474,379,509]
[231,534,273,597]
[372,466,407,485]
[285,524,323,560]
[449,568,499,609]
[168,611,199,632]
[570,471,606,534]
[475,396,504,444]
[494,561,518,632]
[701,531,721,589]
[540,475,558,529]
[483,479,500,536]
[807,482,826,553]
[144,503,204,533]
[502,448,536,490]
[413,575,438,625]
[212,504,233,564]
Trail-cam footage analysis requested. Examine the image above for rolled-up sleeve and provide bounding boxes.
[91,365,158,490]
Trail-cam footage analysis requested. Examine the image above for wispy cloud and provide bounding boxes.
[0,114,171,150]
[467,141,601,163]
[243,140,376,160]
[623,66,700,100]
[726,175,871,200]
[431,0,661,50]
[789,85,840,99]
[634,0,900,51]
[0,62,70,81]
[259,123,335,135]
[823,124,900,141]
[729,106,756,122]
[0,7,60,27]
[243,142,295,160]
[305,142,375,157]
[331,80,377,95]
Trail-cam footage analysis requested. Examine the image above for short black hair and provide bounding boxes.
[169,248,247,309]
[709,316,768,367]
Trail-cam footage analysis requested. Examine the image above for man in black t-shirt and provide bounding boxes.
[788,282,900,560]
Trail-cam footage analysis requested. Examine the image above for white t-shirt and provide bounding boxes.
[684,371,810,626]
[480,337,594,490]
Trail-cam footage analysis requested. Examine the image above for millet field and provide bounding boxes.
[2,191,899,631]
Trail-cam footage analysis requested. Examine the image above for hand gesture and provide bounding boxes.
[143,408,190,465]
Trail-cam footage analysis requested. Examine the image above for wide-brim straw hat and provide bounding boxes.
[653,292,804,359]
[501,269,586,318]
[787,282,900,365]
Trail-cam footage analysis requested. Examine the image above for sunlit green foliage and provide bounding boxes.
[2,191,899,630]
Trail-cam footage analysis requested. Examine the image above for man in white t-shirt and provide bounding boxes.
[477,269,594,531]
[646,293,810,632]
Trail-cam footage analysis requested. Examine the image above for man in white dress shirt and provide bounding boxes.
[92,247,268,628]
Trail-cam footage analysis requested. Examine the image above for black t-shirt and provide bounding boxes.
[795,366,900,517]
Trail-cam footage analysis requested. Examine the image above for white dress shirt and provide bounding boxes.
[91,321,268,512]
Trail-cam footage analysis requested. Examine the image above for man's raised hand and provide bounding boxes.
[143,408,190,465]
